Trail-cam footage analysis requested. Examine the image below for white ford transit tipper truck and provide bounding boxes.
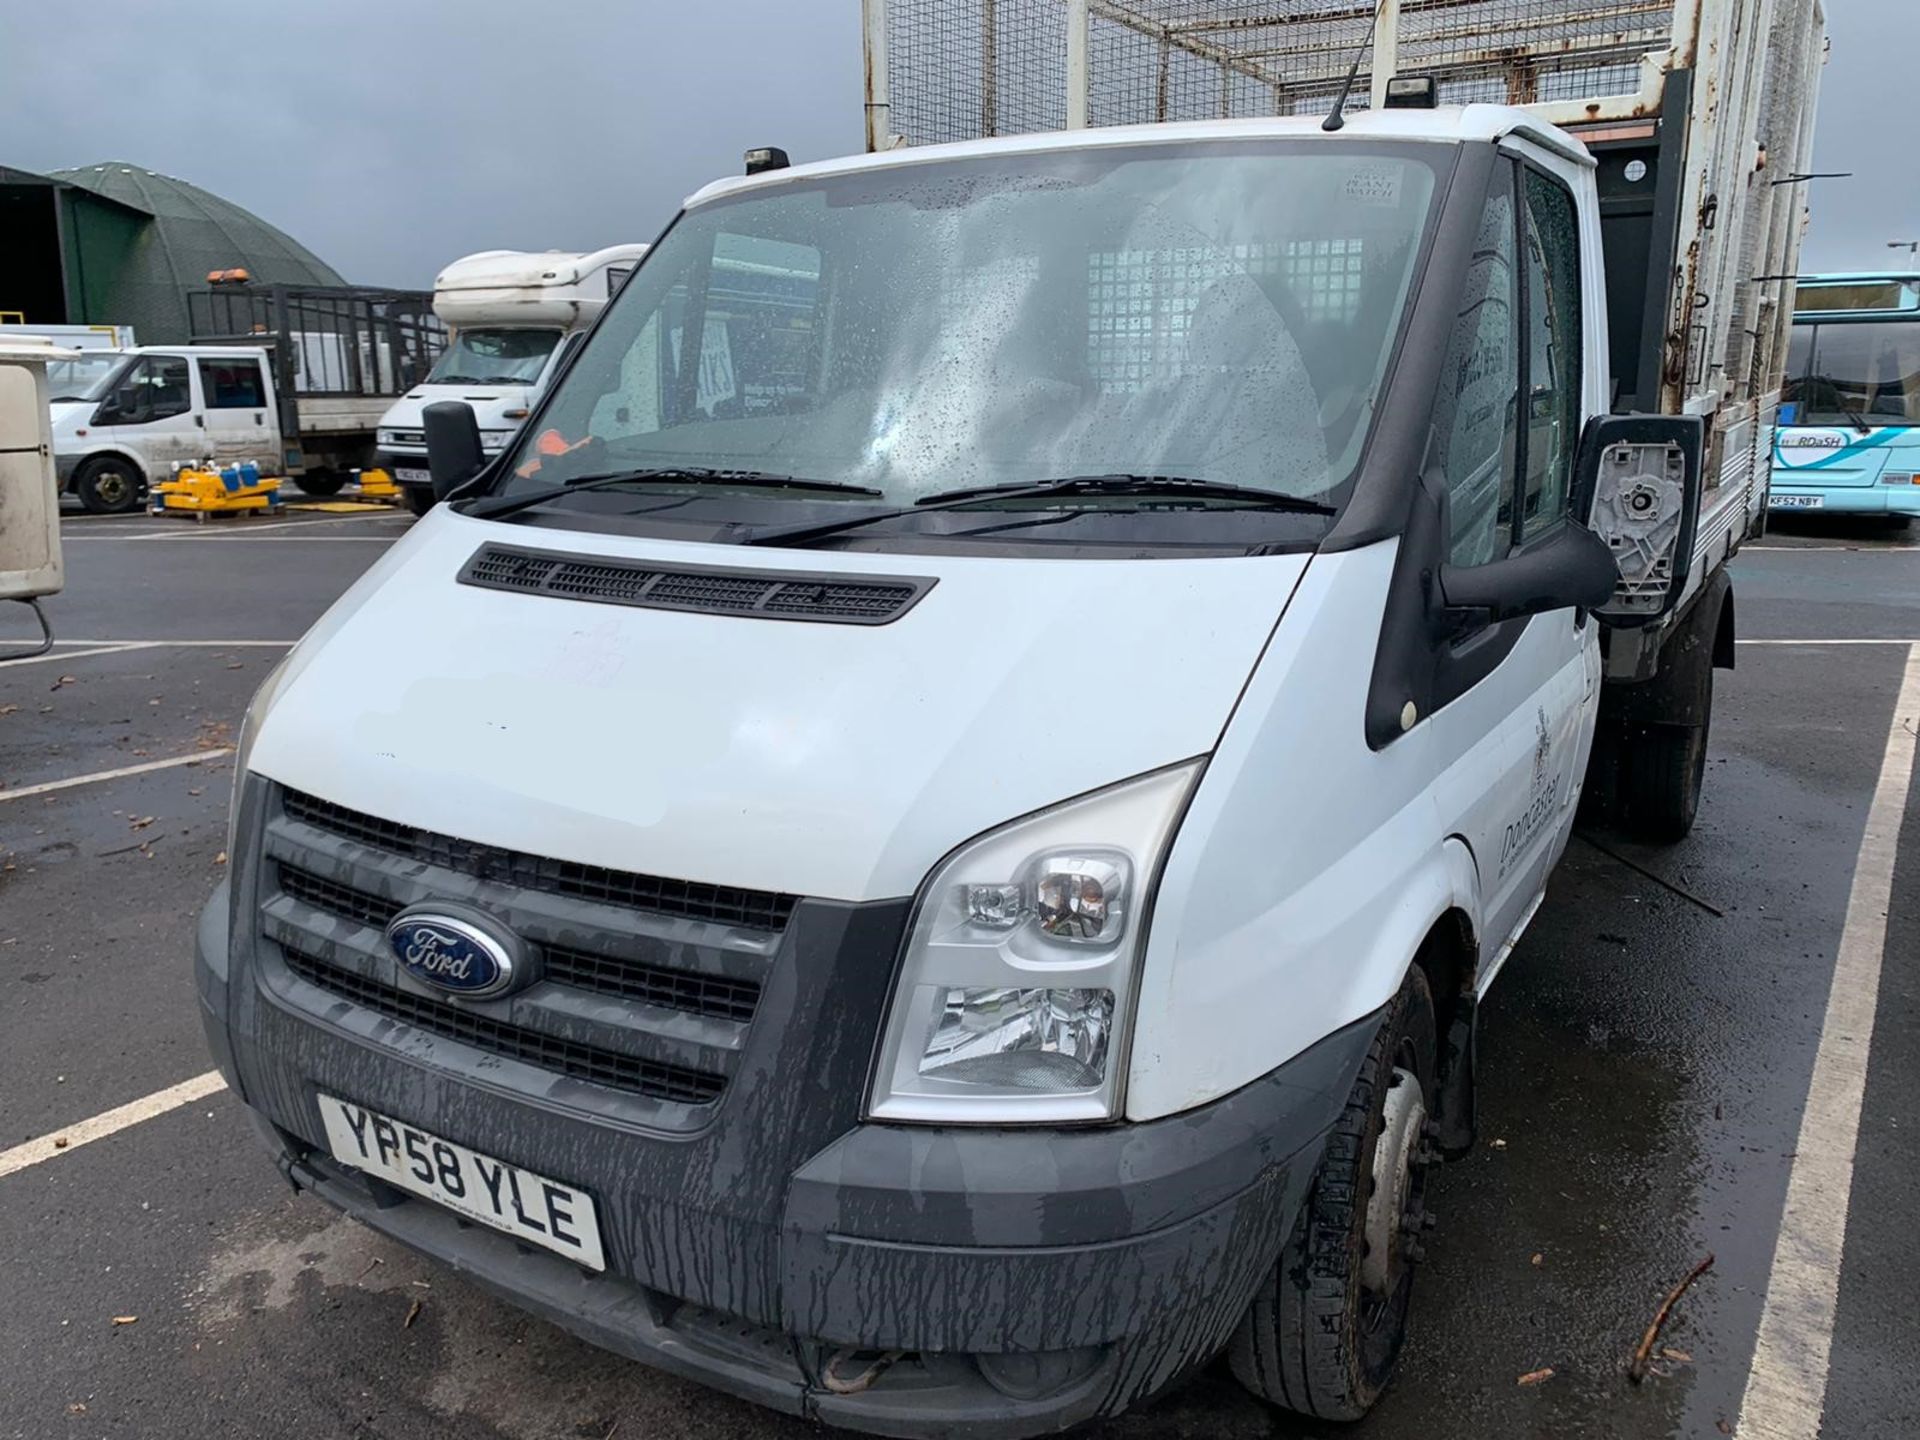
[375,245,647,515]
[199,1,1822,1431]
[51,283,447,512]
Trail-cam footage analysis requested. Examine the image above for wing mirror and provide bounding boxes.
[424,400,486,500]
[1572,414,1703,626]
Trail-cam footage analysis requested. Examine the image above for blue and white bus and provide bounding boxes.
[1773,273,1920,525]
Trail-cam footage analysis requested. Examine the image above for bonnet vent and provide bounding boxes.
[459,544,935,626]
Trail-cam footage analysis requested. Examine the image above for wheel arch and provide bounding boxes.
[74,447,152,485]
[1712,579,1736,670]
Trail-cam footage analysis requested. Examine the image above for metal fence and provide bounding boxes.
[864,0,1693,149]
[187,284,447,399]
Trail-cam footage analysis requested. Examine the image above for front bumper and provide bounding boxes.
[198,849,1374,1437]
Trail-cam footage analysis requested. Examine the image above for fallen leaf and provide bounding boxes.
[226,662,245,670]
[50,675,77,691]
[403,1297,423,1329]
[129,817,156,831]
[111,1315,138,1326]
[1717,1421,1733,1435]
[1517,1368,1554,1386]
[1530,1253,1544,1267]
[1490,1138,1508,1150]
[53,1137,69,1149]
[67,1403,87,1415]
[1662,1347,1693,1363]
[188,788,205,797]
[0,704,18,717]
[213,852,228,866]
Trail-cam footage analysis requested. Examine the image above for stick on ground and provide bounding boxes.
[1629,1253,1715,1383]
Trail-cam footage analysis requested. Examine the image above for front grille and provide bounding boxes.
[280,939,727,1105]
[459,543,934,626]
[544,942,759,1023]
[278,864,761,1024]
[282,788,795,932]
[281,866,389,928]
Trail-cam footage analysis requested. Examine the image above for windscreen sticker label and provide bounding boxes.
[1344,167,1404,206]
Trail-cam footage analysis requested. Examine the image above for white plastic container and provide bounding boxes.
[0,335,76,603]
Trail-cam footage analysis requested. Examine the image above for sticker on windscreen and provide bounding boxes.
[1344,167,1404,206]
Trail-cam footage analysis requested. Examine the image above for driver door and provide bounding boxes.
[97,353,200,471]
[1425,157,1597,983]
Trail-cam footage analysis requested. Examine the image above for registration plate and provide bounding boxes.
[318,1094,606,1270]
[393,467,431,486]
[1770,494,1825,510]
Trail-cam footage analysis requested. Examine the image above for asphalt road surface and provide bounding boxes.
[2,504,1915,1440]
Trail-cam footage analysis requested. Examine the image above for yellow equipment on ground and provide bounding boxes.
[149,464,285,518]
[355,467,402,502]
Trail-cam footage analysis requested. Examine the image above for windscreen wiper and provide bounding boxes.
[739,472,1336,548]
[1809,378,1874,434]
[464,468,884,522]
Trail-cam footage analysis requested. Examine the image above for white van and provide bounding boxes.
[49,345,282,512]
[200,9,1819,1426]
[374,244,646,514]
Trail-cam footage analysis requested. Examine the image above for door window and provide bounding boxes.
[106,355,192,423]
[1432,166,1519,567]
[199,357,268,409]
[1519,170,1582,541]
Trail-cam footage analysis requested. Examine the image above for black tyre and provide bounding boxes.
[74,455,144,515]
[1618,692,1711,842]
[1229,967,1438,1421]
[295,470,347,498]
[401,485,436,517]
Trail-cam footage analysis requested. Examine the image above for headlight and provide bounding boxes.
[376,428,398,446]
[480,429,516,452]
[869,761,1199,1124]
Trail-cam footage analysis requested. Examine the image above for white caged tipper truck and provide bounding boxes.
[200,0,1824,1433]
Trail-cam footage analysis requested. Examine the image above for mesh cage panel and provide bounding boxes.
[888,0,1067,143]
[879,0,1684,146]
[1396,1,1674,105]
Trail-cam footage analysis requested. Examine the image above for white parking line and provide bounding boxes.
[41,638,295,648]
[0,1071,228,1181]
[0,749,234,803]
[129,511,403,539]
[1738,643,1920,1439]
[1736,638,1920,646]
[0,638,295,670]
[0,642,151,670]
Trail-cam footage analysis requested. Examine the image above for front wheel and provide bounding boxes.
[1229,967,1438,1421]
[401,485,436,518]
[74,455,145,514]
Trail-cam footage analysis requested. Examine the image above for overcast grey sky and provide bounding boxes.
[1,1,1912,286]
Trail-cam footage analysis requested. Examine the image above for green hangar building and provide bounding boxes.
[0,161,346,343]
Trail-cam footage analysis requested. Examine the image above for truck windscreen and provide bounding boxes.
[428,328,561,385]
[47,353,129,404]
[500,140,1442,517]
[1784,320,1920,427]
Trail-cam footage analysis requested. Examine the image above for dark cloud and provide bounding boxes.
[2,1,863,287]
[1,2,1905,285]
